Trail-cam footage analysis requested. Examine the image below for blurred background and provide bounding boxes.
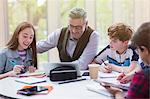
[0,0,150,65]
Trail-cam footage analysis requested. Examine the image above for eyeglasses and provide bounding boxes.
[69,24,85,30]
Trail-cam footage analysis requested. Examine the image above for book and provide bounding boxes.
[15,77,47,85]
[17,71,45,77]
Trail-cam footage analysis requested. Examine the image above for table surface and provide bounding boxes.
[0,75,113,99]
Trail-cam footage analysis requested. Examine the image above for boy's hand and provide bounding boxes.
[117,73,126,80]
[117,73,132,84]
[102,64,112,73]
[28,66,36,73]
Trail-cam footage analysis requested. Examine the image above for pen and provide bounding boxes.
[10,60,26,74]
[101,59,107,66]
[58,78,86,84]
[10,60,16,66]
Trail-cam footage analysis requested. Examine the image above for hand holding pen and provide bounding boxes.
[101,60,112,73]
[13,65,25,74]
[10,60,26,74]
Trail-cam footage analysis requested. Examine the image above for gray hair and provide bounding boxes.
[69,8,87,21]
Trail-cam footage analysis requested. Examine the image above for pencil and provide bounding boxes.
[58,78,86,84]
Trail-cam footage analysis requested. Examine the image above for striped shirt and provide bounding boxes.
[18,50,27,62]
[95,45,139,66]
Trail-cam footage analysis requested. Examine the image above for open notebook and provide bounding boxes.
[99,71,120,78]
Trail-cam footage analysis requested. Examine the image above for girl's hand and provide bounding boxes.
[28,66,36,73]
[6,71,17,77]
[13,65,24,74]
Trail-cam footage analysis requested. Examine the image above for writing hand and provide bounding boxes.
[117,73,132,84]
[103,64,112,73]
[13,65,25,74]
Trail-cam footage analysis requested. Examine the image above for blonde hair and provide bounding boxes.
[108,23,133,41]
[69,8,87,21]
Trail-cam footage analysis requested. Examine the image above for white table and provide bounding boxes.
[0,76,112,99]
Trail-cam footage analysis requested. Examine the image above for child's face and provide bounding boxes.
[109,38,127,51]
[18,27,34,50]
[137,46,150,65]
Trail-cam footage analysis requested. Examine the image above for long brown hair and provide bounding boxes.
[7,22,37,68]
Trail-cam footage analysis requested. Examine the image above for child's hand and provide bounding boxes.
[117,73,125,80]
[117,73,132,84]
[7,71,17,77]
[28,66,36,73]
[104,86,123,97]
[102,64,112,73]
[13,65,24,74]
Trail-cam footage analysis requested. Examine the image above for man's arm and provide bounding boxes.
[36,29,61,53]
[72,31,100,70]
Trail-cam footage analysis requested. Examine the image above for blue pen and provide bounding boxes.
[10,60,26,74]
[10,60,17,66]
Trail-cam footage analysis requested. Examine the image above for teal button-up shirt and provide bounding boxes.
[0,48,32,74]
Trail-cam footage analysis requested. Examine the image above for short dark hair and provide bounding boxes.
[131,22,150,52]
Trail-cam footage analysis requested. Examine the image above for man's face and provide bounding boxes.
[68,18,87,40]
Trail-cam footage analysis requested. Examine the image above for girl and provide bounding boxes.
[0,22,37,79]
